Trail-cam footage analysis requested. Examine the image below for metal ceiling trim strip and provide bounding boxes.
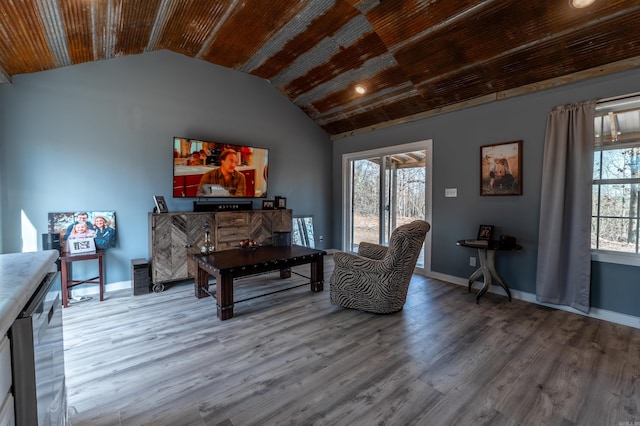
[241,0,335,74]
[196,0,241,59]
[0,65,10,83]
[35,0,71,67]
[103,0,120,59]
[270,14,373,87]
[147,0,176,52]
[388,0,497,54]
[90,1,97,60]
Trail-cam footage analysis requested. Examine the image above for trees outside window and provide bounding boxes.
[592,99,640,256]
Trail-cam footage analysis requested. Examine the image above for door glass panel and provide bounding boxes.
[348,149,427,268]
[351,158,380,251]
[384,152,427,267]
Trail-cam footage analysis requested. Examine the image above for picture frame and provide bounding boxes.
[48,211,117,252]
[68,237,96,254]
[275,196,287,209]
[477,225,494,241]
[262,199,275,210]
[480,140,522,196]
[153,195,169,213]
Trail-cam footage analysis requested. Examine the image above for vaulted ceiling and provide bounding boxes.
[1,0,640,138]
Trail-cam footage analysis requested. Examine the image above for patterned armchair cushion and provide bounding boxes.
[329,220,430,314]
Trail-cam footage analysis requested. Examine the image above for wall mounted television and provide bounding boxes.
[173,137,269,198]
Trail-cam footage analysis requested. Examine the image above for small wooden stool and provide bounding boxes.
[60,250,105,308]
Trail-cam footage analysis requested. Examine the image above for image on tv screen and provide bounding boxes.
[173,137,269,198]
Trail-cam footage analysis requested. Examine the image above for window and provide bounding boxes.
[592,95,640,265]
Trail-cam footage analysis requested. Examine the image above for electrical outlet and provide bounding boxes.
[469,257,476,267]
[319,235,324,242]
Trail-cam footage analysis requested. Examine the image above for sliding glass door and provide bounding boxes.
[343,140,432,271]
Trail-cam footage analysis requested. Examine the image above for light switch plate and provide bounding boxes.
[445,188,457,197]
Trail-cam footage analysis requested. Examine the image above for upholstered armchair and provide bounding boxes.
[330,220,430,314]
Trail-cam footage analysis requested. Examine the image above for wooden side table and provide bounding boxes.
[60,250,106,308]
[457,240,522,303]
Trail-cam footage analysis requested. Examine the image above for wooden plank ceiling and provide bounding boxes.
[1,0,640,138]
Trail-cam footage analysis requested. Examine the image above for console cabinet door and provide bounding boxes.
[269,209,293,233]
[149,213,214,283]
[215,212,250,250]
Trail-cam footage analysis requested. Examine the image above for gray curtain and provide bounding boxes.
[536,100,596,313]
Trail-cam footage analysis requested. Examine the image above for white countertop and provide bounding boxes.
[0,250,59,338]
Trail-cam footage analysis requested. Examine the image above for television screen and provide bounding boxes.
[173,137,269,198]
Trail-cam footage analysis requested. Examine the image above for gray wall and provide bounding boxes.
[332,68,640,318]
[0,50,331,282]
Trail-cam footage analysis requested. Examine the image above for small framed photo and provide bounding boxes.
[262,200,275,210]
[275,196,287,209]
[480,140,522,196]
[153,195,168,213]
[477,225,494,241]
[69,237,96,254]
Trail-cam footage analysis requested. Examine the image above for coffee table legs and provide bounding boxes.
[215,271,234,320]
[310,256,324,292]
[194,265,234,320]
[195,266,209,299]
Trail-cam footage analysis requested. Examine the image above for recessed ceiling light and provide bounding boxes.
[355,84,366,95]
[570,0,595,8]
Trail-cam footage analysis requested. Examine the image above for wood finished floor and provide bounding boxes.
[63,255,640,426]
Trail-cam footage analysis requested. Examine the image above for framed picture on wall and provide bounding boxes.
[480,140,522,196]
[48,210,117,253]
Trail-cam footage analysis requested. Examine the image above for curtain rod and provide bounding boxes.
[595,92,640,112]
[597,92,640,104]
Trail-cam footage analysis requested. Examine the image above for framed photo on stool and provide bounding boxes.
[68,237,96,254]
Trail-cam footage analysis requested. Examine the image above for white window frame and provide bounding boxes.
[592,94,640,267]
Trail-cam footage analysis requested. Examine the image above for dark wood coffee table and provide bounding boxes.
[192,245,327,320]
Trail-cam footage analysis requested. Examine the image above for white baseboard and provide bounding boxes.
[427,271,640,330]
[69,280,132,298]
